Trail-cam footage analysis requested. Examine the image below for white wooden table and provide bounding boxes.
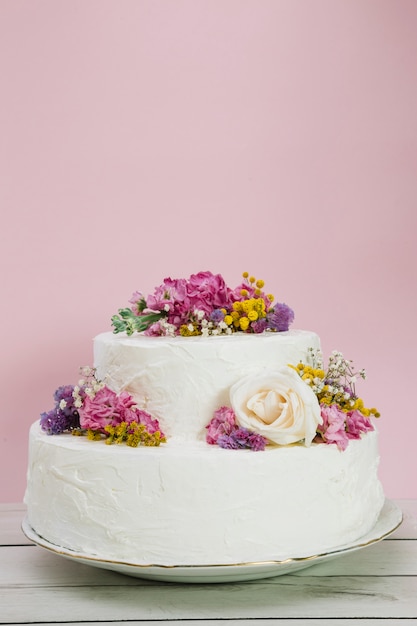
[1,501,416,625]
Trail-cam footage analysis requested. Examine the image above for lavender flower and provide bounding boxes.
[217,427,268,451]
[217,434,241,449]
[267,302,294,332]
[40,385,80,435]
[210,308,225,323]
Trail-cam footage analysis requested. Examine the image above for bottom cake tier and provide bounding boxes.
[25,422,384,566]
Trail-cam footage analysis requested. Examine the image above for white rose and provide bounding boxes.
[230,367,322,446]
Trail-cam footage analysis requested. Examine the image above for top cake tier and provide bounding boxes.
[94,329,320,441]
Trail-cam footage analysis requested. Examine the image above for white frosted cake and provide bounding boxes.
[25,272,385,567]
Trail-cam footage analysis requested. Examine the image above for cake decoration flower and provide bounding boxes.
[206,407,268,451]
[206,350,379,452]
[111,271,294,337]
[229,368,322,447]
[40,367,166,447]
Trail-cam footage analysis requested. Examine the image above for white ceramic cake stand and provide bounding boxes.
[22,498,402,584]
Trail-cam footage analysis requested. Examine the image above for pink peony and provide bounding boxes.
[317,404,349,451]
[206,406,237,445]
[186,271,232,315]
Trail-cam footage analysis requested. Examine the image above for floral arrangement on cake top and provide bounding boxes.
[206,349,380,452]
[111,271,294,337]
[40,367,166,447]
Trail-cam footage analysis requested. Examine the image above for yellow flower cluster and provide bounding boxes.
[83,422,166,447]
[179,323,200,337]
[292,363,380,418]
[103,421,166,447]
[222,297,267,331]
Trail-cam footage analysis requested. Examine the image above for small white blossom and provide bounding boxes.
[59,399,67,410]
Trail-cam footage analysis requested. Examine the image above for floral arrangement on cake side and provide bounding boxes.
[206,348,380,452]
[111,271,294,337]
[40,367,166,447]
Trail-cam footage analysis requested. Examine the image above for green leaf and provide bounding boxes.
[111,310,165,335]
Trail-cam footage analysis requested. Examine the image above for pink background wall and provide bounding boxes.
[1,0,416,502]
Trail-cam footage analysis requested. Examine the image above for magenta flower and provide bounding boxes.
[147,278,189,313]
[346,410,374,439]
[79,386,135,432]
[206,406,237,444]
[128,291,144,315]
[317,404,350,450]
[186,271,232,315]
[251,318,268,334]
[136,408,165,436]
[206,406,268,451]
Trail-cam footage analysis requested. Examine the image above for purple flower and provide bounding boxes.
[217,428,267,451]
[251,318,268,334]
[40,385,80,435]
[232,428,268,451]
[210,308,225,323]
[267,302,295,332]
[206,407,268,451]
[40,408,71,435]
[217,434,241,449]
[245,431,268,451]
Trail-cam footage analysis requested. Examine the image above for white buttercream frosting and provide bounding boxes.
[93,329,321,440]
[25,423,384,566]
